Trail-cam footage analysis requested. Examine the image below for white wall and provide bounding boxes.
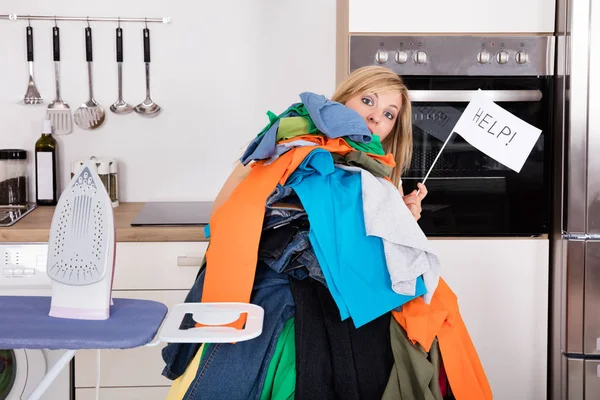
[349,0,556,33]
[0,0,336,202]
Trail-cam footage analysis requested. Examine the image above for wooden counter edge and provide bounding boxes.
[0,202,208,243]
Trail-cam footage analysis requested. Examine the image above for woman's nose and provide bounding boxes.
[368,114,379,124]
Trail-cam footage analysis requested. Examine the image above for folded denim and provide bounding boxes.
[162,264,295,400]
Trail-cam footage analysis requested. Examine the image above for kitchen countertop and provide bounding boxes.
[0,202,548,243]
[0,202,208,243]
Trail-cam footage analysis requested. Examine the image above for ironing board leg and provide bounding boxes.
[28,349,77,400]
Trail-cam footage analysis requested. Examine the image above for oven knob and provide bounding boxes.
[414,51,427,64]
[516,51,529,64]
[395,51,408,64]
[375,50,389,64]
[496,51,509,64]
[476,51,490,64]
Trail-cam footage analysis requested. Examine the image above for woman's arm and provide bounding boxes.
[210,161,252,217]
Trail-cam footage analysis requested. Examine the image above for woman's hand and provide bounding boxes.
[403,183,428,221]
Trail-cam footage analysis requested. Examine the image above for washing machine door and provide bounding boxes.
[0,349,46,400]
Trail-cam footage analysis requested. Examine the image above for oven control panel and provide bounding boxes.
[350,35,554,76]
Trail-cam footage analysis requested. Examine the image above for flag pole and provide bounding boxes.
[416,130,455,195]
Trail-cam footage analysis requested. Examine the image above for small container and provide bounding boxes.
[108,159,119,207]
[0,149,28,206]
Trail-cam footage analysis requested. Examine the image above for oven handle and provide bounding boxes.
[409,89,543,102]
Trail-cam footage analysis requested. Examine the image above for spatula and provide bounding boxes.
[74,26,105,130]
[47,26,73,134]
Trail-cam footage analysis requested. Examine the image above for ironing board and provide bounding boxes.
[0,296,167,400]
[0,295,265,400]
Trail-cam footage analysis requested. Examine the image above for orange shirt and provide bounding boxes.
[201,137,395,329]
[392,278,493,400]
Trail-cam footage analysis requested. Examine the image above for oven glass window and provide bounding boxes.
[402,77,553,236]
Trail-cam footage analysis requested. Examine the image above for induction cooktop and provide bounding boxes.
[130,201,213,226]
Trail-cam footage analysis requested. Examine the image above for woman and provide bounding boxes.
[212,65,428,219]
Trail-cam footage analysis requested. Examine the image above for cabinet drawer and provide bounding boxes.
[75,290,187,388]
[113,242,206,290]
[76,387,171,400]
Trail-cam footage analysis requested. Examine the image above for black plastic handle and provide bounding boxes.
[53,26,60,62]
[85,27,93,62]
[116,28,123,62]
[26,26,33,62]
[143,28,150,63]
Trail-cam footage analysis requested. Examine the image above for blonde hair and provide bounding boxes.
[332,66,412,186]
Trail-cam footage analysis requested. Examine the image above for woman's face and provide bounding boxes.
[344,90,402,141]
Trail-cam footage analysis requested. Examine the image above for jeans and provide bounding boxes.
[161,264,295,400]
[263,185,306,231]
[259,222,327,287]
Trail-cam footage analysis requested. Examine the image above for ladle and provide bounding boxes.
[134,27,161,117]
[110,27,133,115]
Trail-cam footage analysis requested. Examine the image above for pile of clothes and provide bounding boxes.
[161,93,493,400]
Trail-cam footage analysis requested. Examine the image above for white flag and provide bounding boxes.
[452,89,542,173]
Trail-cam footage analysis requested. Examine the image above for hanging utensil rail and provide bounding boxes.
[0,14,171,24]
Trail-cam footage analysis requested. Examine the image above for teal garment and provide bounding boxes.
[345,134,385,155]
[257,104,317,138]
[285,149,427,328]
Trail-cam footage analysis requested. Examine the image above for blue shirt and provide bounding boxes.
[285,149,426,328]
[240,92,373,165]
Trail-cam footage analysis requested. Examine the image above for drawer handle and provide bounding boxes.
[177,256,204,267]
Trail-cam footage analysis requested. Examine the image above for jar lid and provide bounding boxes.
[97,161,110,174]
[0,149,27,160]
[108,159,118,173]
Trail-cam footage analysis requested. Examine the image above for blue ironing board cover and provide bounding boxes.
[0,296,168,350]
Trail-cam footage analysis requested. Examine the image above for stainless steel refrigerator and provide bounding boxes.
[551,0,600,397]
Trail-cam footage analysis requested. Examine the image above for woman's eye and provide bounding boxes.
[361,97,374,106]
[384,111,395,120]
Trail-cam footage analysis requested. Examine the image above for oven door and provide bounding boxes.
[402,76,553,236]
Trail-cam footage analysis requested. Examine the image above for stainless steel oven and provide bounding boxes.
[349,35,555,237]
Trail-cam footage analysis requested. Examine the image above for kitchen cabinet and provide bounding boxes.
[75,387,171,400]
[348,0,556,33]
[74,242,206,397]
[429,238,549,400]
[74,290,189,389]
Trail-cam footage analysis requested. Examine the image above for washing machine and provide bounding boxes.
[0,244,71,400]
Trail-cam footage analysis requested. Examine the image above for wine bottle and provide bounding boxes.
[35,120,58,206]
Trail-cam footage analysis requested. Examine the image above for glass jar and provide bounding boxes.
[0,149,28,206]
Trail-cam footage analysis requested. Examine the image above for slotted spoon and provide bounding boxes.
[47,26,73,134]
[74,26,105,130]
